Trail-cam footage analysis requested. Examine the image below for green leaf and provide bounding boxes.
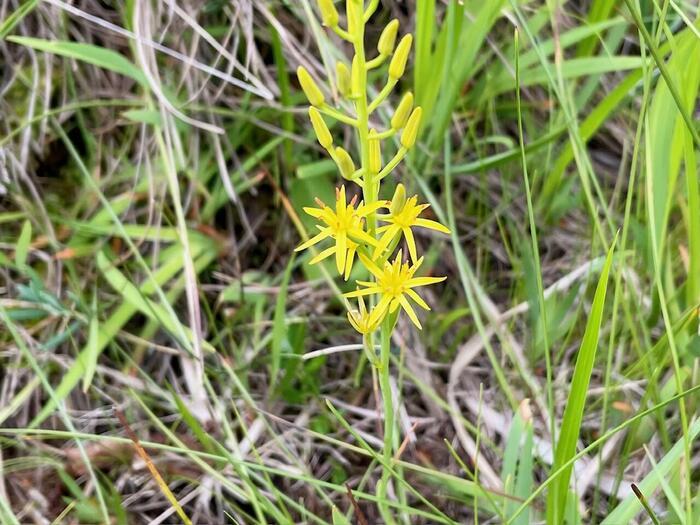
[15,219,32,269]
[494,56,644,95]
[81,291,100,393]
[270,254,295,392]
[6,37,147,86]
[546,233,618,524]
[332,506,351,525]
[122,109,163,127]
[646,34,700,264]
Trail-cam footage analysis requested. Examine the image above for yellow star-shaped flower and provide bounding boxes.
[344,251,446,329]
[373,187,450,263]
[295,186,386,278]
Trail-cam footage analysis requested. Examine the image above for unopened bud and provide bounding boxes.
[368,130,381,173]
[391,92,413,130]
[309,107,332,149]
[317,0,338,27]
[335,147,355,179]
[336,62,351,97]
[297,66,325,107]
[351,56,362,97]
[390,183,406,214]
[378,19,399,56]
[389,34,412,80]
[400,107,422,149]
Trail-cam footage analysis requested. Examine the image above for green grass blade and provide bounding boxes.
[81,290,100,393]
[14,219,31,270]
[602,417,700,524]
[0,0,39,39]
[545,233,618,525]
[644,31,700,263]
[270,254,295,393]
[577,0,617,56]
[6,36,147,85]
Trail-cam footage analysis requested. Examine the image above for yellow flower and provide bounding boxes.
[347,297,379,334]
[345,251,446,329]
[373,186,451,263]
[295,186,385,277]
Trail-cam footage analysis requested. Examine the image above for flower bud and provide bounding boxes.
[400,107,422,149]
[336,62,350,97]
[309,107,332,149]
[378,19,399,56]
[317,0,338,27]
[391,92,413,130]
[335,147,355,179]
[368,129,381,173]
[297,66,325,107]
[390,183,407,214]
[389,34,412,80]
[351,56,362,97]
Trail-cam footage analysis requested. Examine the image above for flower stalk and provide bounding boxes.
[295,1,451,520]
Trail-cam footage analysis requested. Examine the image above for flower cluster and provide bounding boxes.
[294,0,450,333]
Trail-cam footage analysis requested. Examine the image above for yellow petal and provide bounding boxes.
[405,288,430,310]
[372,225,400,259]
[369,295,392,326]
[356,200,388,217]
[344,287,381,298]
[303,206,325,218]
[406,276,447,287]
[336,232,347,274]
[404,227,418,263]
[349,227,380,248]
[358,296,367,315]
[295,228,332,251]
[309,246,335,265]
[389,297,401,313]
[358,252,384,279]
[408,256,424,276]
[415,218,451,234]
[344,245,357,280]
[399,294,422,329]
[347,311,363,333]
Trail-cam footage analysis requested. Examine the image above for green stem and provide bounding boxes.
[350,3,394,523]
[377,315,396,525]
[368,79,398,113]
[351,3,376,237]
